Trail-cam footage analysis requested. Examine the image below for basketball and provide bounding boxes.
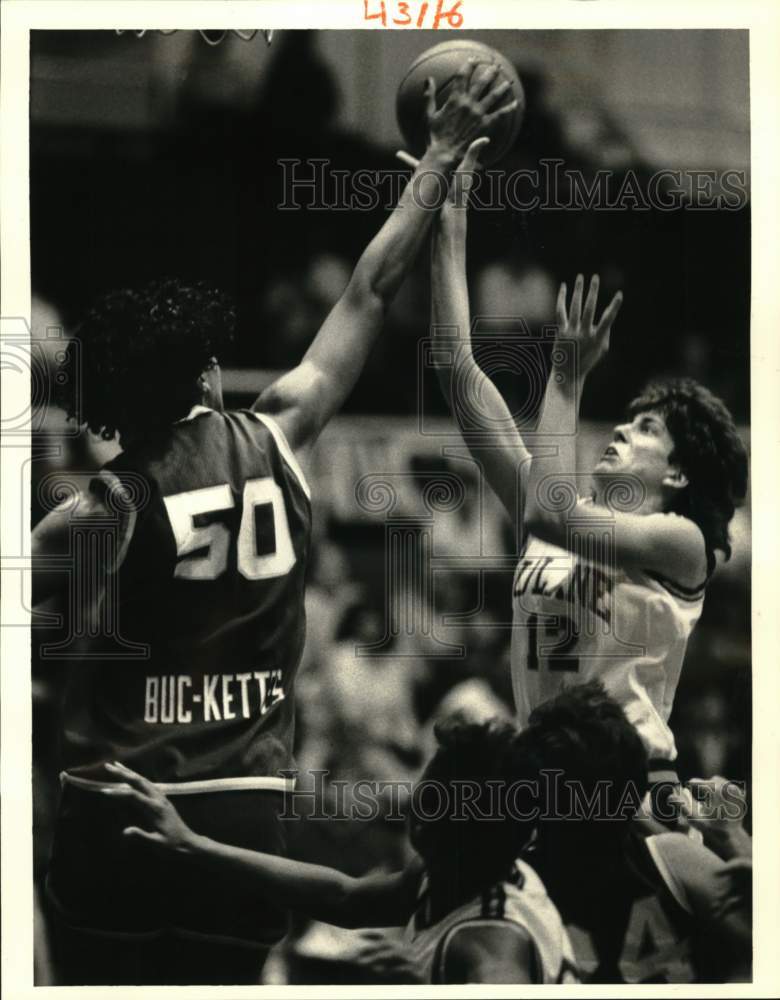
[396,40,525,166]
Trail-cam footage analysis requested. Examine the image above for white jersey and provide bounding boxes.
[510,529,706,760]
[404,859,579,984]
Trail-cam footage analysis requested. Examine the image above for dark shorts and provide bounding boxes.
[46,780,289,947]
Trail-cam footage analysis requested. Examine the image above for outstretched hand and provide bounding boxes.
[348,929,425,984]
[555,274,623,379]
[100,761,196,853]
[668,775,752,861]
[426,58,518,162]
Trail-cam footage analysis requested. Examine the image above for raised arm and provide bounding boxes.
[430,145,531,532]
[103,762,421,928]
[254,60,519,454]
[522,275,703,577]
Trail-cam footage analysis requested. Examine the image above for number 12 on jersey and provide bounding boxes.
[163,477,295,581]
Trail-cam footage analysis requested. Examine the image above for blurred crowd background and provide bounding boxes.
[29,29,750,982]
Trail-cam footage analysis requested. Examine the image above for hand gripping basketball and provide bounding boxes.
[425,57,519,163]
[397,41,525,165]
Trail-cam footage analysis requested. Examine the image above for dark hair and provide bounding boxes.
[627,378,748,561]
[58,278,235,440]
[413,683,648,878]
[525,681,648,850]
[412,715,536,880]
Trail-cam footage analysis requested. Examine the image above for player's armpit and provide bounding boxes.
[252,359,331,454]
[440,921,539,984]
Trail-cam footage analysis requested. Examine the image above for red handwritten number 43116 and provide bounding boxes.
[364,0,464,29]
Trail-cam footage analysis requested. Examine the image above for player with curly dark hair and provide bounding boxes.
[429,181,748,815]
[60,278,236,442]
[32,62,519,986]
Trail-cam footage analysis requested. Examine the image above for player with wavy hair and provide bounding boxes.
[429,159,748,813]
[621,378,748,563]
[32,60,519,986]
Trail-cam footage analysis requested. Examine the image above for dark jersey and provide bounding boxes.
[61,406,312,790]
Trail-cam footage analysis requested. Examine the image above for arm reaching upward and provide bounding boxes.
[523,276,704,579]
[255,60,519,454]
[430,142,531,532]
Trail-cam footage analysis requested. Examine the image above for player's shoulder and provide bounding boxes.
[440,918,538,984]
[238,408,312,501]
[204,407,311,501]
[438,861,568,984]
[638,512,709,592]
[175,404,272,436]
[647,830,721,871]
[644,831,725,915]
[33,467,138,569]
